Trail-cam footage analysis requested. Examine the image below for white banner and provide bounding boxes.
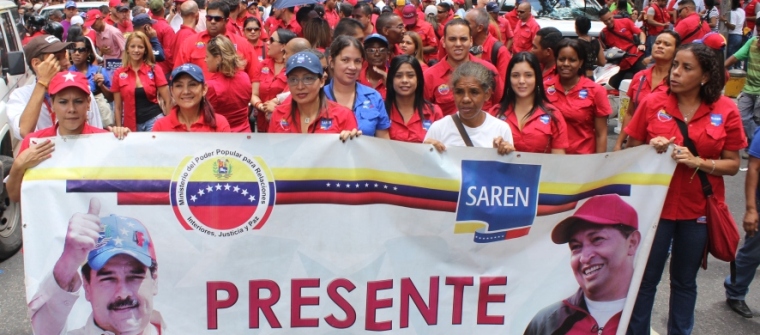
[21,133,676,335]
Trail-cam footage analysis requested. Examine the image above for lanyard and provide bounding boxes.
[42,92,56,124]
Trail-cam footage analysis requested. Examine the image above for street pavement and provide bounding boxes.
[1,129,759,334]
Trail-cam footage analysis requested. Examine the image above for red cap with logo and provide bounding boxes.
[48,71,91,96]
[401,5,417,25]
[84,9,102,27]
[550,194,638,244]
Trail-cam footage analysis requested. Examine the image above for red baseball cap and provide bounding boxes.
[551,194,638,244]
[49,71,91,96]
[84,9,102,27]
[401,5,417,25]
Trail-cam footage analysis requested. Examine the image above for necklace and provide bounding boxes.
[678,102,699,121]
[304,117,310,123]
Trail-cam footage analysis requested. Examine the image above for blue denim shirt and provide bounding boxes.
[69,64,112,94]
[324,82,390,137]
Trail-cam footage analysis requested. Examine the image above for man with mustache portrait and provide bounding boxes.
[28,198,164,335]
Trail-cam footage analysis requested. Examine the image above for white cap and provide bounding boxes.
[70,15,84,25]
[424,4,437,15]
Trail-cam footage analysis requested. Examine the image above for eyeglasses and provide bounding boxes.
[71,47,88,54]
[393,24,404,30]
[366,48,388,54]
[269,37,280,44]
[245,27,260,32]
[437,9,447,13]
[206,15,225,22]
[677,7,686,14]
[287,75,319,86]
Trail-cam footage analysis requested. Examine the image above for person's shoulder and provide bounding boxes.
[83,124,108,134]
[523,299,567,335]
[711,95,740,112]
[214,113,231,131]
[357,83,383,99]
[26,126,57,139]
[151,115,174,131]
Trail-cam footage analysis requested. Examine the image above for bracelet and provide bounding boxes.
[255,102,263,110]
[710,159,716,174]
[36,81,48,89]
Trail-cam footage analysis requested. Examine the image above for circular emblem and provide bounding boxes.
[170,150,275,237]
[657,109,672,122]
[119,72,128,79]
[437,84,450,95]
[578,89,588,99]
[261,67,270,74]
[547,85,556,95]
[196,41,205,49]
[539,115,550,124]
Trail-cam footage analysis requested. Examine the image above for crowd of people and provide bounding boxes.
[11,0,760,333]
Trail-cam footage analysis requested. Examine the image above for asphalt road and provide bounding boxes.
[1,129,759,335]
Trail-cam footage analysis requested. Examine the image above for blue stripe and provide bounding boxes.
[538,185,632,206]
[273,180,459,202]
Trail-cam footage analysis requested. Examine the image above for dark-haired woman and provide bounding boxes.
[544,38,611,154]
[69,35,114,127]
[252,28,297,132]
[626,43,746,335]
[385,55,442,143]
[575,16,605,78]
[206,35,252,132]
[325,35,391,138]
[268,51,360,139]
[614,30,680,151]
[303,17,332,51]
[151,64,231,132]
[492,52,568,153]
[244,17,268,62]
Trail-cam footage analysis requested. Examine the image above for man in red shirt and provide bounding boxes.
[599,7,647,89]
[265,6,301,36]
[175,1,260,83]
[401,5,437,62]
[504,2,520,32]
[105,0,133,33]
[353,3,376,37]
[424,19,503,116]
[148,0,177,79]
[674,0,710,44]
[324,0,340,28]
[224,0,246,36]
[377,12,406,57]
[644,0,669,57]
[487,2,513,47]
[465,8,511,86]
[174,0,198,56]
[530,27,562,83]
[511,1,539,53]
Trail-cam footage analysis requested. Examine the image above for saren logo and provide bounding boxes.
[455,161,541,243]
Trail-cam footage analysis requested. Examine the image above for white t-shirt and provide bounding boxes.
[730,8,746,35]
[424,112,513,149]
[584,297,626,328]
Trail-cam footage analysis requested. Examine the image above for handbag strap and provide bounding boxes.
[451,114,474,147]
[632,75,646,111]
[673,118,714,197]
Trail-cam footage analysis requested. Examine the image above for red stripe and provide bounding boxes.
[118,193,170,205]
[504,226,531,239]
[276,192,457,212]
[537,202,578,216]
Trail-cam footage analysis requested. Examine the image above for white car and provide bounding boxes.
[39,1,108,19]
[500,0,605,37]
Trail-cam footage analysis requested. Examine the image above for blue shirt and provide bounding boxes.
[69,64,112,94]
[324,82,390,137]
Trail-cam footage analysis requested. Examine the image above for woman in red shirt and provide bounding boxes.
[205,35,253,132]
[385,55,442,143]
[614,30,680,151]
[492,52,568,154]
[112,31,171,132]
[268,51,359,138]
[152,64,231,132]
[244,17,268,62]
[544,38,611,154]
[399,31,429,72]
[625,43,746,334]
[252,28,297,133]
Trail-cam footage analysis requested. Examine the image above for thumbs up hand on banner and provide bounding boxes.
[53,198,102,293]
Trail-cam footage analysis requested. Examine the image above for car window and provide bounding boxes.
[0,12,18,52]
[500,0,603,20]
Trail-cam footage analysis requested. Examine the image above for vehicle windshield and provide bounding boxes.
[501,0,603,20]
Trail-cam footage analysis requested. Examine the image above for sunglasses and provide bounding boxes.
[437,9,447,13]
[206,15,225,22]
[245,27,261,32]
[71,47,89,54]
[269,37,280,44]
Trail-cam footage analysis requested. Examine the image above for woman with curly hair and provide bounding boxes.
[205,35,252,132]
[626,42,747,334]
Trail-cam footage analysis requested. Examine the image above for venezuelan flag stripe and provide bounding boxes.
[271,168,460,192]
[538,185,631,206]
[275,180,459,202]
[67,180,171,192]
[538,173,672,194]
[276,192,457,212]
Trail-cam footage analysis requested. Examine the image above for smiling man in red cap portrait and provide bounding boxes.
[524,194,641,335]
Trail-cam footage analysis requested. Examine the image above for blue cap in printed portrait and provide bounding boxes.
[87,215,156,271]
[170,63,205,84]
[286,51,323,76]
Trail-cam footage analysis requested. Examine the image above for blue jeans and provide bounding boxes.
[737,93,760,143]
[627,219,707,335]
[725,232,760,300]
[728,34,744,69]
[137,113,164,132]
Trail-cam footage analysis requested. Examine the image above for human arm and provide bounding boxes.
[745,156,760,236]
[113,92,123,127]
[148,34,166,62]
[722,13,736,30]
[597,39,606,66]
[19,55,59,139]
[594,116,608,153]
[93,71,114,101]
[375,129,390,139]
[614,102,635,151]
[671,146,741,175]
[251,82,263,111]
[158,85,171,115]
[7,139,54,203]
[493,136,515,155]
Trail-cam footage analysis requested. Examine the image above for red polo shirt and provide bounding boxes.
[19,125,107,154]
[627,67,668,113]
[174,25,196,58]
[625,92,747,220]
[389,103,443,143]
[265,16,302,36]
[542,63,557,83]
[251,38,266,62]
[152,106,231,132]
[359,63,387,99]
[674,13,710,44]
[497,16,514,43]
[489,104,569,153]
[505,9,519,30]
[112,63,168,131]
[544,75,611,154]
[324,7,340,28]
[423,55,504,116]
[408,20,438,63]
[437,14,452,38]
[268,100,358,133]
[600,18,643,70]
[153,16,176,78]
[104,14,133,33]
[174,30,261,84]
[256,58,288,132]
[226,19,243,37]
[477,34,512,88]
[512,16,539,53]
[206,71,252,132]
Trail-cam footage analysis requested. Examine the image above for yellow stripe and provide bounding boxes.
[538,173,673,195]
[454,222,487,234]
[271,168,460,191]
[24,167,177,181]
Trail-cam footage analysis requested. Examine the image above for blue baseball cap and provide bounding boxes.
[65,1,77,8]
[170,63,205,84]
[363,33,388,46]
[286,51,323,76]
[87,215,156,271]
[132,13,156,27]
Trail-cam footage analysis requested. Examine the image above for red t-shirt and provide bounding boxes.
[19,124,107,154]
[627,67,668,114]
[497,16,514,43]
[324,8,340,29]
[173,25,196,59]
[206,71,252,132]
[477,34,512,89]
[256,58,288,132]
[174,30,261,84]
[645,4,669,36]
[265,16,302,36]
[104,14,133,34]
[388,103,443,143]
[359,63,387,100]
[226,20,244,37]
[268,100,358,133]
[152,16,176,78]
[511,16,539,53]
[747,0,759,30]
[544,75,612,154]
[625,92,747,220]
[489,104,569,153]
[423,55,504,116]
[152,106,231,132]
[600,18,643,70]
[409,20,438,63]
[111,63,168,131]
[674,13,710,44]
